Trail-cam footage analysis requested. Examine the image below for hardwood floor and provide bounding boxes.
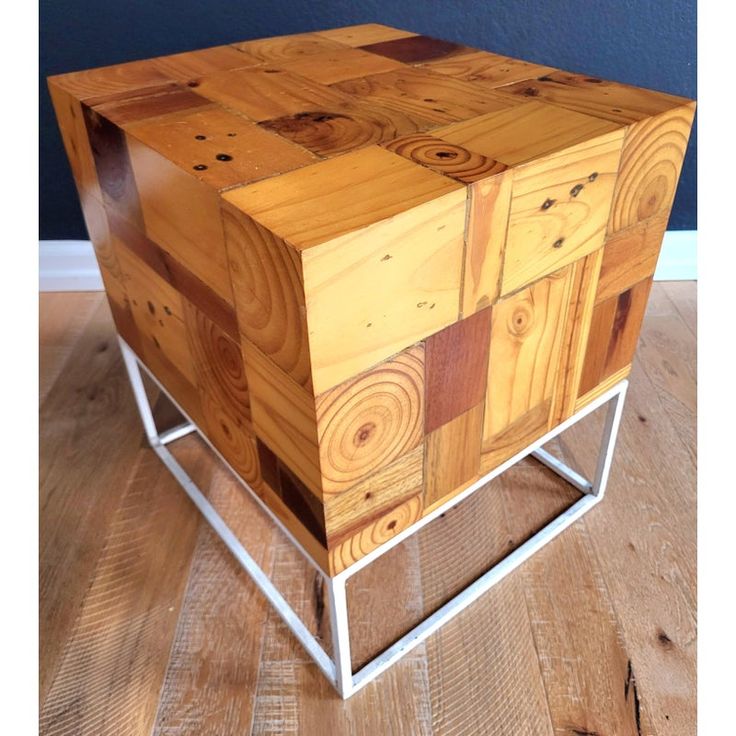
[39,283,696,736]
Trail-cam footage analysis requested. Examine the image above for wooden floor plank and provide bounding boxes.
[500,463,659,736]
[249,533,433,736]
[39,298,152,703]
[633,286,696,464]
[561,344,696,732]
[347,534,425,671]
[39,292,103,405]
[153,462,278,736]
[40,440,207,736]
[660,281,696,338]
[419,482,555,736]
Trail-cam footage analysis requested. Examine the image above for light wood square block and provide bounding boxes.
[49,24,694,574]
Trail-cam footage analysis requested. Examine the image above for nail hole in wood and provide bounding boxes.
[553,238,565,249]
[541,198,556,210]
[216,153,233,161]
[193,164,208,171]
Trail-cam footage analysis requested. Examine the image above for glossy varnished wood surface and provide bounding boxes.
[49,25,694,571]
[39,283,696,735]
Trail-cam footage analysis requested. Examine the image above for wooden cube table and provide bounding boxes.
[49,23,695,698]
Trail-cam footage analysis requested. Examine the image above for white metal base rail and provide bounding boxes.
[118,337,629,699]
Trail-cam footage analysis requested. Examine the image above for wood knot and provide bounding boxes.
[570,183,584,197]
[387,520,397,530]
[510,307,531,335]
[657,630,674,649]
[435,150,458,159]
[354,422,376,446]
[522,86,540,97]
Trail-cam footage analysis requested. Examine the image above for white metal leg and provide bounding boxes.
[326,577,354,698]
[118,337,628,699]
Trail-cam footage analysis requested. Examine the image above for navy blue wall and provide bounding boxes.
[40,0,696,239]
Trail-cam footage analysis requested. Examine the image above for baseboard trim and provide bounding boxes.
[653,230,697,280]
[39,230,697,292]
[39,240,104,292]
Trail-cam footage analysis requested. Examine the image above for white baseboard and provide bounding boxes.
[653,230,697,280]
[39,240,104,292]
[39,230,697,292]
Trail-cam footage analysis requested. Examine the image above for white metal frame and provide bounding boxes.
[118,337,628,699]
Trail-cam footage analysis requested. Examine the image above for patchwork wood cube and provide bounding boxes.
[49,23,695,577]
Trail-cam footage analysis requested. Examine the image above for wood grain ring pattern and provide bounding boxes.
[316,346,424,495]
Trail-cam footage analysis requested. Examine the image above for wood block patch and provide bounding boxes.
[608,104,695,234]
[222,205,312,389]
[501,129,624,294]
[484,267,572,443]
[358,35,474,64]
[579,277,653,396]
[316,345,425,495]
[597,212,668,303]
[383,133,508,183]
[425,307,492,433]
[255,439,327,546]
[324,446,424,545]
[82,106,144,228]
[481,399,551,473]
[424,403,483,508]
[332,67,516,125]
[243,341,322,497]
[128,105,318,189]
[260,101,435,158]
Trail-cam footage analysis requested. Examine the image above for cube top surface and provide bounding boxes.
[50,24,695,575]
[49,24,692,236]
